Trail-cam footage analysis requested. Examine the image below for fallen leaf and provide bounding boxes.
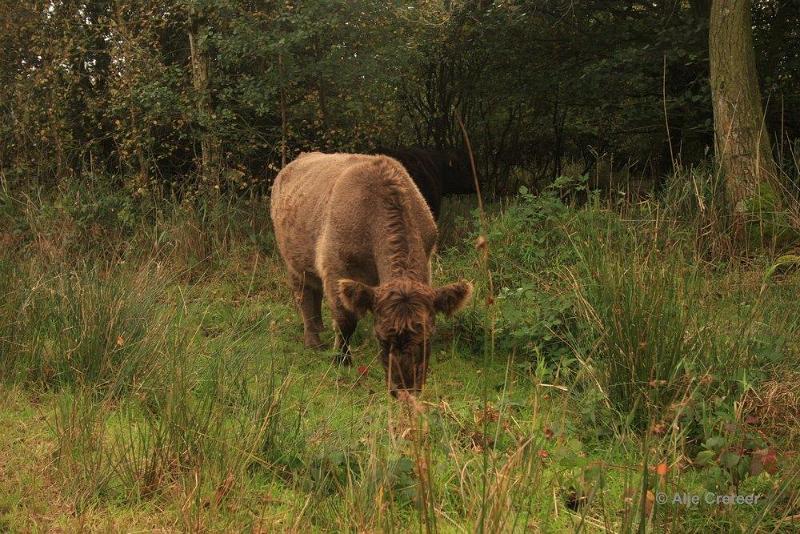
[751,448,778,475]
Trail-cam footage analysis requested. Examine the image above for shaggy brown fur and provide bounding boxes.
[270,152,472,395]
[370,146,475,219]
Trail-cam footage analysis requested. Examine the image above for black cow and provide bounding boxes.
[371,147,475,219]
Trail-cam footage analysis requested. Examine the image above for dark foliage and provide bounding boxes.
[0,1,797,196]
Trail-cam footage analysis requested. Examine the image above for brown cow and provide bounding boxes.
[270,152,473,395]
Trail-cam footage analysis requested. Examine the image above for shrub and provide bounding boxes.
[445,187,580,361]
[484,185,574,288]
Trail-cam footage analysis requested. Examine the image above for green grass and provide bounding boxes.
[1,183,799,531]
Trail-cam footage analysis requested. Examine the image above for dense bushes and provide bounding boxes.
[443,180,799,439]
[3,2,798,196]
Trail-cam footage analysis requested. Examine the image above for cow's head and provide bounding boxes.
[338,278,472,396]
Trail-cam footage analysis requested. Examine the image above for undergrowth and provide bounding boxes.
[1,174,799,531]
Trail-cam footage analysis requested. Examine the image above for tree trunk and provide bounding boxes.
[188,7,220,190]
[115,3,150,189]
[709,0,779,236]
[279,53,288,168]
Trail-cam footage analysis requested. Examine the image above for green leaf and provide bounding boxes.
[695,450,716,466]
[704,436,726,451]
[720,451,740,469]
[763,255,800,282]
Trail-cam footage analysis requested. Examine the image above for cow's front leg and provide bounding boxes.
[323,272,358,365]
[331,308,357,366]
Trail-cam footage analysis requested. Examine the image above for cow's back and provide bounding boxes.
[270,152,436,285]
[271,152,352,277]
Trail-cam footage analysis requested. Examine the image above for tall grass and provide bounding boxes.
[110,350,288,502]
[1,183,151,390]
[572,240,705,428]
[0,183,292,522]
[150,196,275,280]
[0,264,169,392]
[44,275,291,520]
[51,351,289,513]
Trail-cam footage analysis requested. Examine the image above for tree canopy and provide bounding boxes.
[1,0,798,198]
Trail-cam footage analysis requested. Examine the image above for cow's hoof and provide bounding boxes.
[304,335,325,350]
[333,353,352,366]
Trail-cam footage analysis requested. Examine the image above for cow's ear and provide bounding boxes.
[433,281,473,316]
[338,279,375,316]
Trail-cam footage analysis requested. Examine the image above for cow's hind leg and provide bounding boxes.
[292,272,324,349]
